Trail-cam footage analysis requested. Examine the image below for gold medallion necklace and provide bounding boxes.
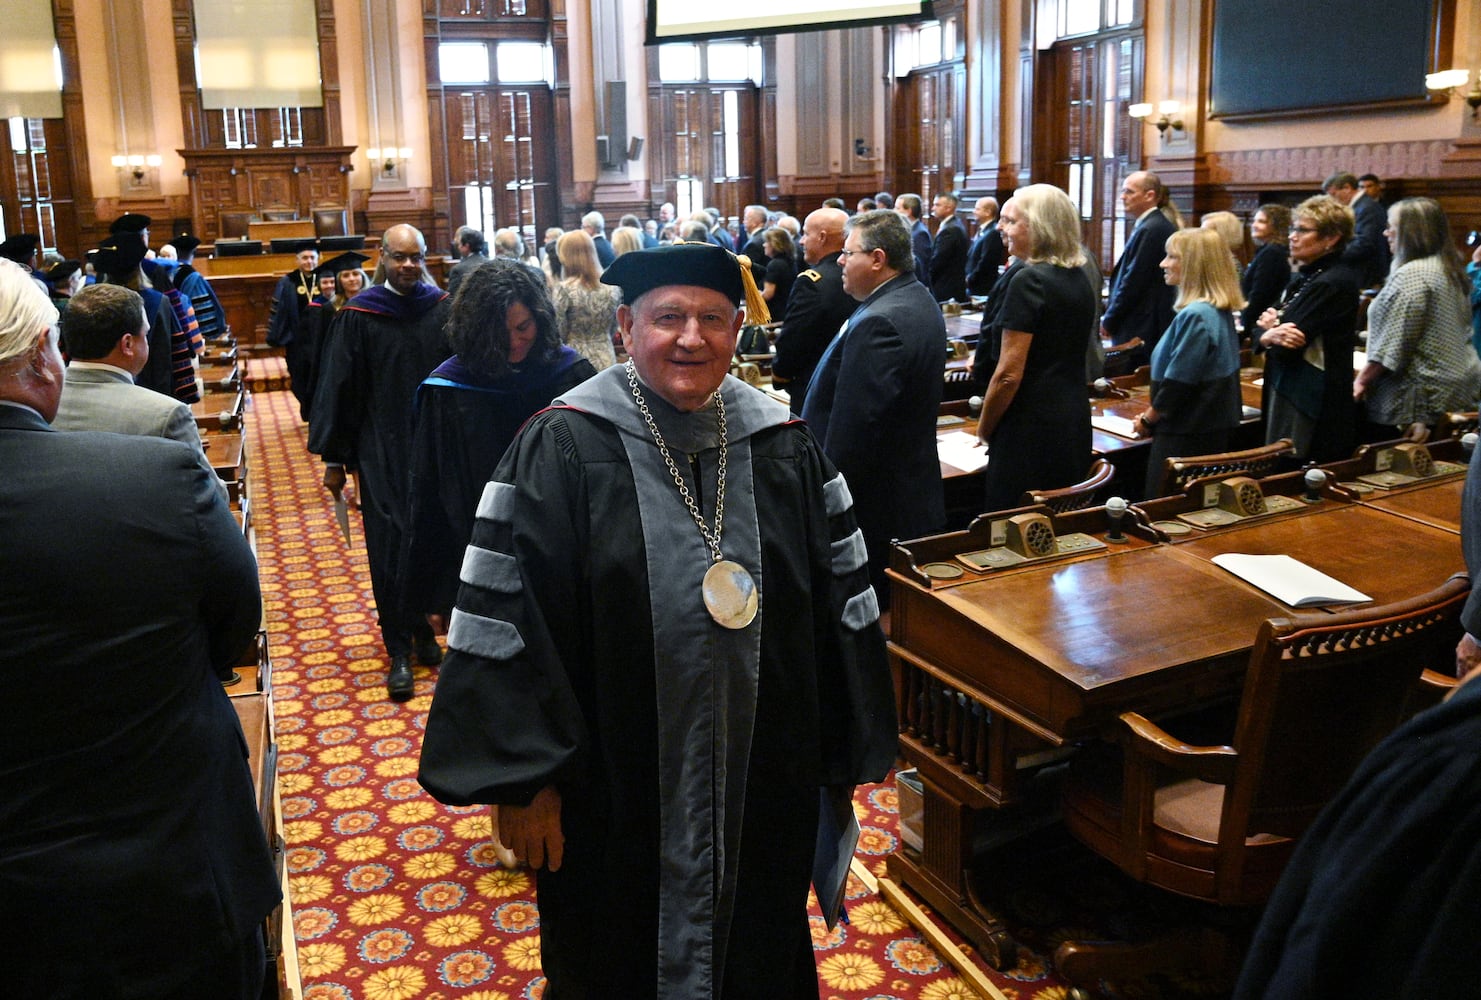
[625,360,757,629]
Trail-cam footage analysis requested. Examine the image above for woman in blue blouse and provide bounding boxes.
[1136,227,1246,498]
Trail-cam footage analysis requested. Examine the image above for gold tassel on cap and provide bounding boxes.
[733,250,770,325]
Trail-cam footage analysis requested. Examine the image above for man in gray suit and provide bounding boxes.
[53,283,223,499]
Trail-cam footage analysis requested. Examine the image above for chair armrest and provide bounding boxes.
[1120,712,1238,785]
[1419,668,1458,693]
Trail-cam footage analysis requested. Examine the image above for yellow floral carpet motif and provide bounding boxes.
[250,387,1115,1000]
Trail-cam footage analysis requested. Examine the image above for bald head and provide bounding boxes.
[380,224,429,295]
[800,208,847,265]
[973,197,998,227]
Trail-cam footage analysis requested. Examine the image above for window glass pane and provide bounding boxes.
[8,118,26,153]
[723,91,739,178]
[658,44,700,83]
[917,23,941,66]
[1113,0,1135,27]
[676,177,703,221]
[707,42,749,81]
[1061,0,1100,37]
[440,42,491,85]
[496,42,546,83]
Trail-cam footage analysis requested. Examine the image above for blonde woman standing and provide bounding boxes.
[1136,228,1246,497]
[551,229,620,370]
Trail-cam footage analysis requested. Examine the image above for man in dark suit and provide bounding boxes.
[928,192,970,303]
[772,206,854,414]
[897,193,934,287]
[1102,170,1178,360]
[0,259,278,999]
[800,209,946,593]
[446,225,489,296]
[1325,170,1390,288]
[965,196,1006,298]
[582,211,616,268]
[740,204,769,273]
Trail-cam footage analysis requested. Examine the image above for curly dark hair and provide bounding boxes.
[446,259,562,379]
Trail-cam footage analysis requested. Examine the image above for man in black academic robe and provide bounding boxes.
[309,225,450,700]
[420,241,896,998]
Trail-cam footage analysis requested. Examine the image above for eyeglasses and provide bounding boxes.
[838,248,873,258]
[1289,225,1320,235]
[385,251,426,265]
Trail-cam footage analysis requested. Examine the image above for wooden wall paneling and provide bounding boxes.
[845,27,882,196]
[550,0,577,226]
[423,11,452,252]
[317,0,343,146]
[45,0,91,252]
[171,0,205,150]
[963,0,1006,197]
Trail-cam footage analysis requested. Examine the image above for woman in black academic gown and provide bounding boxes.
[401,258,596,626]
[293,251,369,422]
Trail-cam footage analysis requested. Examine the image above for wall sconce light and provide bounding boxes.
[367,147,413,175]
[110,153,163,183]
[1129,100,1185,135]
[1425,69,1481,120]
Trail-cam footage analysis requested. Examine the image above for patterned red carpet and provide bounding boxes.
[248,385,1202,1000]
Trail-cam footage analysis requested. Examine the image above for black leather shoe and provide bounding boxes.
[387,655,415,702]
[414,636,444,666]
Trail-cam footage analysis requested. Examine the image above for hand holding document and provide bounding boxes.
[1212,553,1371,607]
[938,430,988,474]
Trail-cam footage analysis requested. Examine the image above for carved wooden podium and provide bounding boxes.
[178,147,355,244]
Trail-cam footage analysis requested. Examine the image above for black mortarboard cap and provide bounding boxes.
[94,231,149,277]
[168,234,202,255]
[0,233,41,264]
[109,213,152,234]
[316,251,371,278]
[600,240,750,307]
[45,259,82,283]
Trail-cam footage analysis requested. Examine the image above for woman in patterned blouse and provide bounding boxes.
[1353,197,1481,441]
[551,229,620,371]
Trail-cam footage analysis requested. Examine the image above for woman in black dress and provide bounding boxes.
[975,184,1096,512]
[761,226,797,318]
[1240,203,1292,341]
[1255,195,1360,463]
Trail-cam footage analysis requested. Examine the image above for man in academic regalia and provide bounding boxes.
[266,245,320,349]
[0,233,49,297]
[309,226,450,701]
[167,235,227,340]
[419,241,896,999]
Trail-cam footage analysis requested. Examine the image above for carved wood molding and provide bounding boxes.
[1209,141,1454,187]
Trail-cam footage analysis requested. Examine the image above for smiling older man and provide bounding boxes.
[419,241,895,999]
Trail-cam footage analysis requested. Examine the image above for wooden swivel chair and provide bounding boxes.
[1152,438,1295,500]
[1054,574,1469,994]
[218,209,257,240]
[1019,458,1115,514]
[313,206,349,238]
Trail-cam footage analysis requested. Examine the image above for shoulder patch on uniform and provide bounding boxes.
[801,269,821,282]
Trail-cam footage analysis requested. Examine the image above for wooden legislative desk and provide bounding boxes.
[192,388,245,431]
[885,464,1466,966]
